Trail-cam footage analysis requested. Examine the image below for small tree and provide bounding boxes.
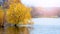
[6,0,32,25]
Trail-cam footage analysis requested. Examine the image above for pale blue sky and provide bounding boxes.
[21,0,60,7]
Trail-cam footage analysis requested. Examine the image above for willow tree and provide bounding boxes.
[6,0,33,25]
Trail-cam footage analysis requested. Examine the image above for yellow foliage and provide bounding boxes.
[6,3,32,25]
[8,0,21,4]
[0,8,4,26]
[5,26,29,34]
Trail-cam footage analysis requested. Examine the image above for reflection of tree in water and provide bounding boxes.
[0,27,4,34]
[5,26,31,34]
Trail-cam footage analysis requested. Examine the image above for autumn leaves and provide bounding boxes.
[0,0,32,26]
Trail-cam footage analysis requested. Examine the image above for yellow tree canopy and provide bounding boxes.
[8,0,21,4]
[0,7,4,26]
[6,1,32,25]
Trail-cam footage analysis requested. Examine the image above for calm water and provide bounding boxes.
[31,18,60,34]
[31,25,60,34]
[0,18,60,34]
[0,25,60,34]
